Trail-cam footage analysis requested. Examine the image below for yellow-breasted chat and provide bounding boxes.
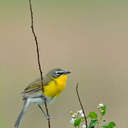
[14,68,71,128]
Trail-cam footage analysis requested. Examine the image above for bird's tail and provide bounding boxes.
[14,99,30,128]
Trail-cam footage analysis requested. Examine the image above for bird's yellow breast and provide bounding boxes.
[43,75,68,98]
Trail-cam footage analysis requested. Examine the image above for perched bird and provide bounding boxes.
[14,68,71,128]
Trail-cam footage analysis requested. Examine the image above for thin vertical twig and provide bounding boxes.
[28,0,51,127]
[76,83,88,128]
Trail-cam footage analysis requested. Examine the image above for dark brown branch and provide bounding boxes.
[28,0,51,127]
[76,83,88,128]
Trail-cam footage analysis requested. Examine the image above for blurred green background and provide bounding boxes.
[0,0,128,128]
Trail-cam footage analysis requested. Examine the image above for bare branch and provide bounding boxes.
[28,0,51,127]
[76,83,88,128]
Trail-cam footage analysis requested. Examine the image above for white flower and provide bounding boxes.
[97,103,104,108]
[82,124,87,128]
[77,110,83,114]
[77,110,84,117]
[72,113,77,118]
[70,118,75,124]
[81,113,84,117]
[99,103,104,107]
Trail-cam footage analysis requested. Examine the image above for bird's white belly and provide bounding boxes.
[28,96,55,105]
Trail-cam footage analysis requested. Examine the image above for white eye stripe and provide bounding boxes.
[55,71,64,74]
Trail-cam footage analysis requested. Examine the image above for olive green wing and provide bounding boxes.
[23,78,42,94]
[23,76,51,97]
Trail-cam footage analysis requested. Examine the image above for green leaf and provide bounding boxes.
[98,104,106,116]
[109,122,116,128]
[74,118,81,127]
[88,112,98,119]
[102,121,116,128]
[88,120,98,128]
[108,122,116,127]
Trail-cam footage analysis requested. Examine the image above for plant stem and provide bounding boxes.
[28,0,51,128]
[76,83,88,128]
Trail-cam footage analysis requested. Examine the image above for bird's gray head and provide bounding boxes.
[47,68,71,78]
